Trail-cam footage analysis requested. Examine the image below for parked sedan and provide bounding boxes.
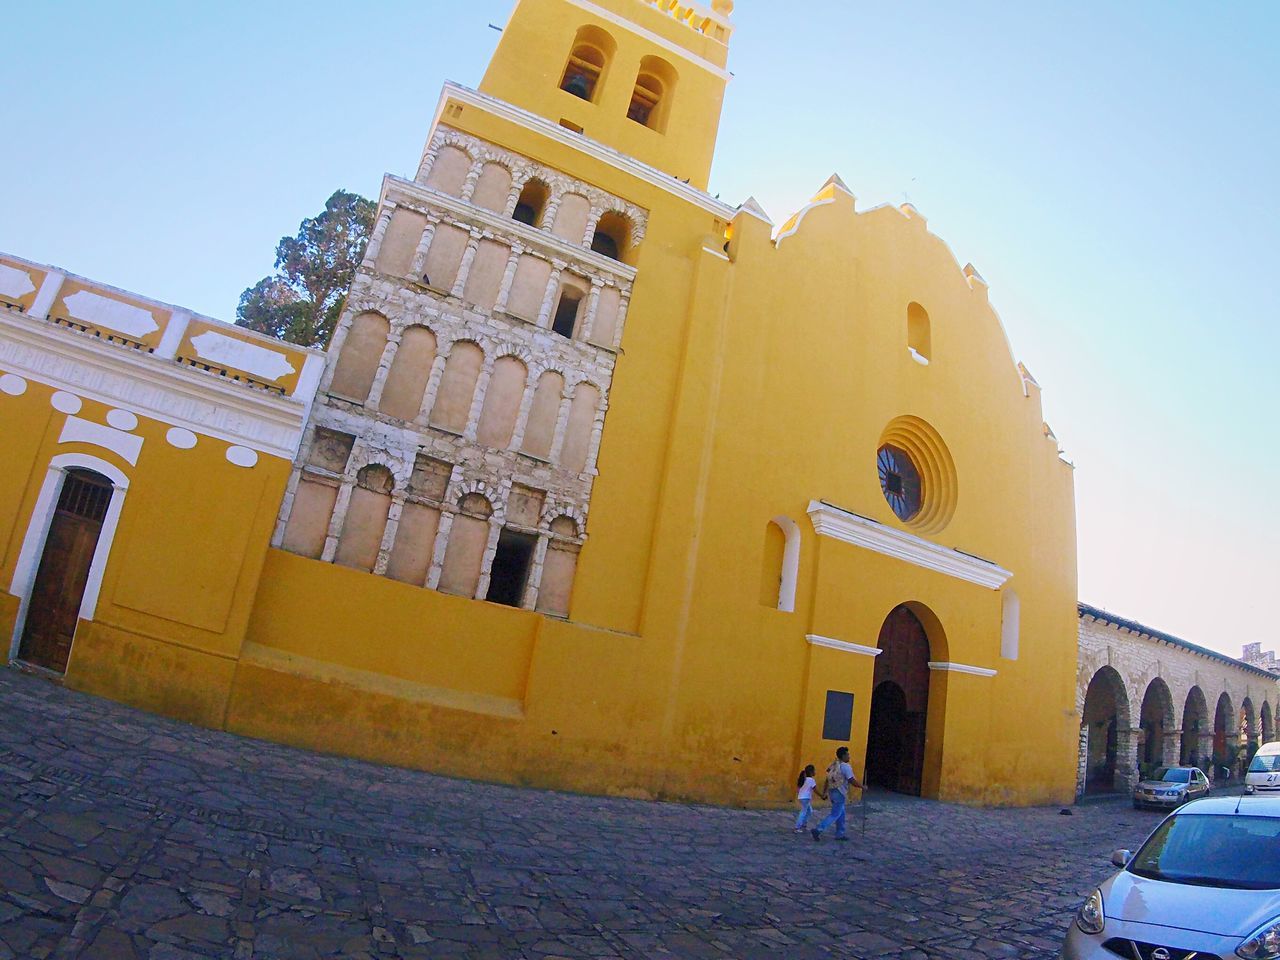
[1133,766,1210,810]
[1062,796,1280,960]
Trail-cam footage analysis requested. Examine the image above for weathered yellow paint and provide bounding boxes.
[1,0,1078,809]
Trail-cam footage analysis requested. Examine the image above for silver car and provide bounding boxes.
[1062,796,1280,959]
[1133,766,1211,810]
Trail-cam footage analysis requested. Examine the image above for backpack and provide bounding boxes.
[826,760,848,794]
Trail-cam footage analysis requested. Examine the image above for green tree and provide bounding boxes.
[235,189,376,348]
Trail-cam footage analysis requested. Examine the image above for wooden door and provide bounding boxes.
[18,470,112,673]
[867,605,932,796]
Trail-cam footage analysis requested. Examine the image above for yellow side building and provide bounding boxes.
[1,0,1079,807]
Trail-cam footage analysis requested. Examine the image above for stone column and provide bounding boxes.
[523,535,551,610]
[462,355,495,442]
[460,161,483,202]
[361,204,396,269]
[1115,726,1141,794]
[408,217,441,281]
[1076,725,1089,801]
[579,279,604,342]
[611,293,631,349]
[1163,729,1183,767]
[536,261,566,329]
[450,232,483,299]
[364,332,402,410]
[373,494,406,576]
[493,245,524,314]
[425,510,455,590]
[473,517,503,600]
[548,390,574,463]
[508,376,539,451]
[416,352,451,424]
[581,209,601,246]
[320,476,358,563]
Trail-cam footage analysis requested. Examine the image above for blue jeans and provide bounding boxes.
[794,797,813,829]
[816,789,847,836]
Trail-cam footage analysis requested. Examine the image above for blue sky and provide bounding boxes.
[2,2,1277,658]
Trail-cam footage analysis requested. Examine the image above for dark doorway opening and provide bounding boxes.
[485,529,537,607]
[19,468,113,673]
[864,605,931,796]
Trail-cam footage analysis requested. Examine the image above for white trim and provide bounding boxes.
[806,500,1012,590]
[28,270,64,320]
[9,454,130,665]
[59,416,145,465]
[560,0,731,79]
[908,347,930,366]
[774,197,834,246]
[438,84,737,218]
[772,515,800,613]
[928,661,998,677]
[153,310,190,359]
[806,634,882,657]
[0,310,308,459]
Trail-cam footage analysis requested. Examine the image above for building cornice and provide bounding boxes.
[929,661,998,678]
[0,310,308,459]
[437,83,738,220]
[806,500,1012,590]
[805,634,881,657]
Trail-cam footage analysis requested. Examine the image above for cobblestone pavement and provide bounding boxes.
[0,668,1169,960]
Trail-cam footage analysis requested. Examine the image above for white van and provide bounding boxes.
[1246,741,1280,794]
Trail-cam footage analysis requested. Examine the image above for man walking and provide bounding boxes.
[811,746,862,842]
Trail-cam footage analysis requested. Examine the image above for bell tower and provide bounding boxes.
[479,0,734,190]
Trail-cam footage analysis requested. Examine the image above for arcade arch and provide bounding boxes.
[1081,666,1130,794]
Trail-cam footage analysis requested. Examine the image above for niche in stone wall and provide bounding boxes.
[486,529,537,607]
[335,464,394,572]
[462,240,510,312]
[422,223,469,292]
[588,285,621,347]
[282,478,338,559]
[591,211,631,262]
[507,485,545,528]
[521,371,564,460]
[470,162,512,213]
[536,516,581,617]
[559,383,599,474]
[439,493,492,597]
[376,208,428,278]
[475,356,528,449]
[308,428,356,473]
[428,341,484,433]
[505,255,552,321]
[330,312,389,403]
[387,500,440,587]
[551,193,591,242]
[908,302,931,362]
[512,179,549,227]
[550,279,587,339]
[426,145,470,197]
[379,325,437,421]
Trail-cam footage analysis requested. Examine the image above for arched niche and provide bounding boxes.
[379,325,437,421]
[428,341,484,433]
[335,464,394,572]
[330,312,389,404]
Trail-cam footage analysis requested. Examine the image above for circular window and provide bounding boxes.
[878,444,923,522]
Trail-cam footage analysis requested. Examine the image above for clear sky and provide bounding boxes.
[2,2,1277,658]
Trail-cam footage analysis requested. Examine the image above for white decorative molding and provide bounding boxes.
[225,446,259,468]
[774,197,833,246]
[0,310,307,459]
[188,330,298,381]
[929,661,998,677]
[560,0,731,79]
[0,264,36,300]
[165,427,198,449]
[9,454,130,661]
[62,290,159,339]
[435,84,737,219]
[806,500,1012,590]
[772,514,800,613]
[806,634,882,657]
[105,409,138,431]
[908,347,930,366]
[0,373,27,396]
[59,416,144,466]
[50,391,82,414]
[28,271,64,320]
[154,310,190,360]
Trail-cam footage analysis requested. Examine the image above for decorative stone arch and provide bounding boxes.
[1080,665,1133,795]
[8,453,131,663]
[450,478,507,524]
[491,342,536,367]
[1138,676,1176,768]
[1181,685,1211,767]
[540,501,587,538]
[1214,690,1236,769]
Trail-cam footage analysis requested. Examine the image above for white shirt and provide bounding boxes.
[831,761,856,794]
[797,776,817,800]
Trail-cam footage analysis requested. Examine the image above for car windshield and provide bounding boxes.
[1249,754,1280,774]
[1128,814,1280,890]
[1153,768,1191,783]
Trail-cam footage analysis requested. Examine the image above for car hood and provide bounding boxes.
[1136,780,1187,790]
[1103,870,1280,936]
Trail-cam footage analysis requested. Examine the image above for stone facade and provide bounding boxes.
[1077,604,1280,797]
[272,125,648,613]
[1243,642,1280,675]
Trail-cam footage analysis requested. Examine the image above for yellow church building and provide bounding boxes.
[0,0,1079,807]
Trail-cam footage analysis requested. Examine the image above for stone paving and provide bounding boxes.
[0,668,1170,960]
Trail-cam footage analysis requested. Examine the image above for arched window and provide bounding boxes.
[512,179,549,227]
[335,465,394,572]
[329,312,388,404]
[559,26,616,102]
[428,341,484,433]
[1000,589,1020,660]
[628,56,677,132]
[591,211,631,262]
[551,280,586,339]
[759,517,799,612]
[907,302,931,363]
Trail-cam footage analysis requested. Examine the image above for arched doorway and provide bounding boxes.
[1214,692,1235,772]
[865,605,932,796]
[1262,702,1274,744]
[16,468,115,673]
[1139,678,1174,769]
[1242,698,1258,751]
[1082,666,1130,793]
[1181,687,1209,767]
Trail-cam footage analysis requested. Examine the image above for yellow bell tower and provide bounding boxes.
[479,0,734,190]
